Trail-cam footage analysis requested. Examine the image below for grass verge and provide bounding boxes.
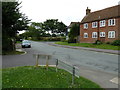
[2,66,101,88]
[55,42,119,50]
[2,51,25,55]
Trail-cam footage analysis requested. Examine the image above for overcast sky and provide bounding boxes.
[19,0,120,26]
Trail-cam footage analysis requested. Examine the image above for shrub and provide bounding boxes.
[111,40,120,46]
[68,38,76,43]
[106,42,111,44]
[93,40,102,45]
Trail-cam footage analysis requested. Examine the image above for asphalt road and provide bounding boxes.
[2,41,119,88]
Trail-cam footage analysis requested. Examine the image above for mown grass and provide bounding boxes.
[2,51,25,55]
[0,69,2,89]
[55,42,120,50]
[16,41,21,44]
[2,66,101,88]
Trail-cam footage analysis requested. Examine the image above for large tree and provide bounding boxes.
[27,22,45,39]
[68,23,80,43]
[42,19,67,35]
[2,1,30,52]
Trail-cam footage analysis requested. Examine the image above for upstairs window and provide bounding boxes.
[92,22,98,28]
[100,20,106,27]
[108,19,115,26]
[100,32,105,37]
[84,23,88,29]
[108,31,115,38]
[84,33,88,38]
[92,32,97,38]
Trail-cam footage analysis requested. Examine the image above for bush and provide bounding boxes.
[111,40,120,46]
[106,42,111,44]
[93,40,102,45]
[68,38,76,43]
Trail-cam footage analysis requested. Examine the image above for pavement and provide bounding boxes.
[47,42,120,55]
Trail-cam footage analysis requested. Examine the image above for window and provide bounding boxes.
[92,32,97,38]
[100,32,105,37]
[108,19,115,26]
[84,33,88,38]
[92,22,98,28]
[108,31,115,38]
[84,23,88,29]
[100,20,106,27]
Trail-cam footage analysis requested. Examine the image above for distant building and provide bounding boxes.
[80,5,120,43]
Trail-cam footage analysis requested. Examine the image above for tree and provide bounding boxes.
[68,23,80,43]
[23,22,46,40]
[56,21,67,35]
[2,1,30,52]
[42,19,67,35]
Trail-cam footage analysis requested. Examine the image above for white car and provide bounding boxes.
[22,40,31,48]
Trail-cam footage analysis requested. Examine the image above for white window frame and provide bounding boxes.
[84,33,88,38]
[84,23,88,29]
[108,19,115,26]
[108,31,115,38]
[100,32,105,37]
[92,32,97,38]
[92,22,98,28]
[100,20,106,27]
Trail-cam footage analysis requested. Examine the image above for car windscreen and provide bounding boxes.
[22,41,30,43]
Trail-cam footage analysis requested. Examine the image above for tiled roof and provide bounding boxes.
[81,5,120,24]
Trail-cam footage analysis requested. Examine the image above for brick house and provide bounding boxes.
[80,5,120,43]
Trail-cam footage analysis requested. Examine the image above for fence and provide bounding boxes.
[33,53,80,85]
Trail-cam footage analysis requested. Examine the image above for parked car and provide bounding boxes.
[22,40,31,48]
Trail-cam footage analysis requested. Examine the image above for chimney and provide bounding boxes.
[86,7,91,15]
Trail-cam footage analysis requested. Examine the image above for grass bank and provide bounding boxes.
[2,66,101,88]
[2,51,25,55]
[55,42,119,50]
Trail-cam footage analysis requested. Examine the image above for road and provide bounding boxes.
[2,41,119,88]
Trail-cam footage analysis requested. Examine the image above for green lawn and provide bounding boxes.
[55,42,120,50]
[16,41,21,44]
[2,66,101,88]
[0,69,2,89]
[2,51,25,55]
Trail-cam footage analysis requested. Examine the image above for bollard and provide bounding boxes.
[36,54,39,68]
[72,66,75,85]
[46,55,49,71]
[56,59,58,72]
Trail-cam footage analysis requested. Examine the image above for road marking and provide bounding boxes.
[110,77,119,84]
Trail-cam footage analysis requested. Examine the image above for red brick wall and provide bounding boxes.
[80,18,120,43]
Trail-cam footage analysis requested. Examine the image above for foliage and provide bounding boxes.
[106,42,111,44]
[42,19,67,34]
[2,1,30,52]
[68,23,80,43]
[111,40,120,46]
[68,38,76,43]
[31,37,65,41]
[55,42,120,50]
[21,20,67,41]
[2,66,101,88]
[93,40,102,45]
[20,22,46,40]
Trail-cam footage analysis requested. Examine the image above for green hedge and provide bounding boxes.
[31,37,66,41]
[111,40,120,46]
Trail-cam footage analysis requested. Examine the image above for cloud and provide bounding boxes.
[19,0,120,26]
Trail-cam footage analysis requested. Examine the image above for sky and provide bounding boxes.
[19,0,120,26]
